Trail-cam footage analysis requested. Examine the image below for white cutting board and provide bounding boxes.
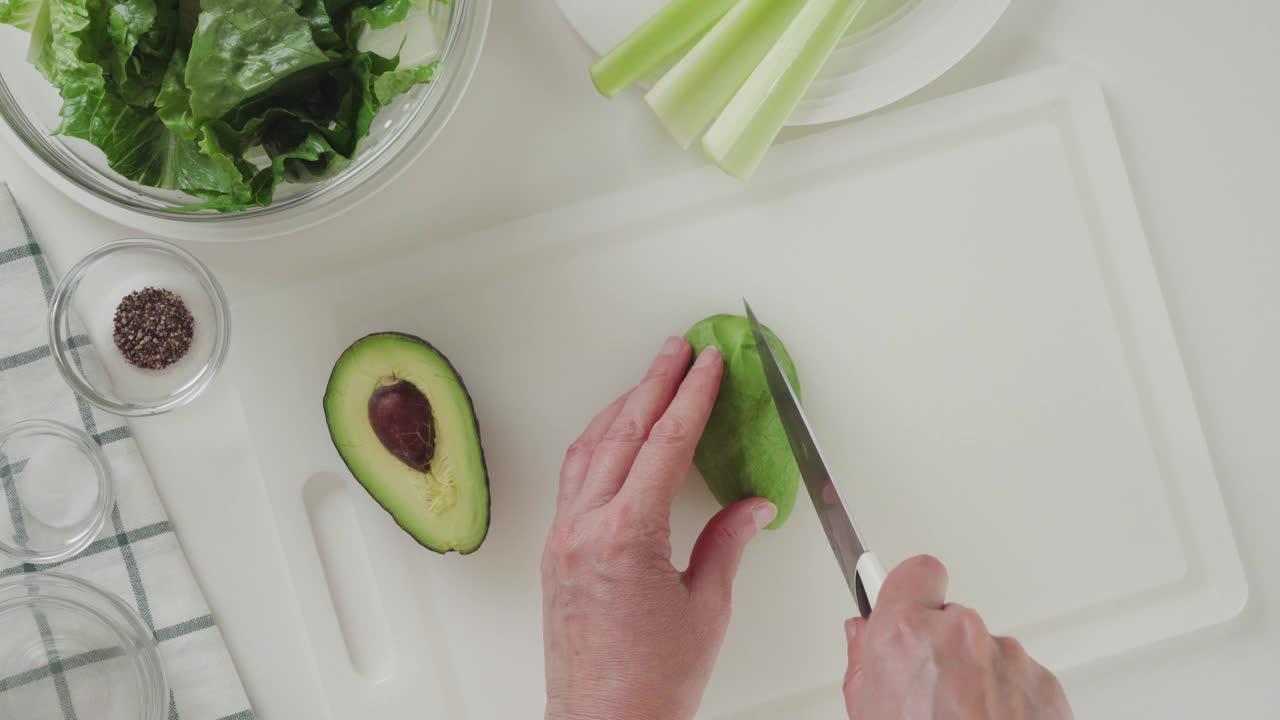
[229,67,1246,718]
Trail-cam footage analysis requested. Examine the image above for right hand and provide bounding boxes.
[844,555,1073,720]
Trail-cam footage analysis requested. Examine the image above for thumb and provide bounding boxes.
[843,617,869,714]
[686,498,777,602]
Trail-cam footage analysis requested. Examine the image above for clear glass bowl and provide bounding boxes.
[0,0,491,242]
[49,239,231,416]
[0,420,114,564]
[0,573,167,720]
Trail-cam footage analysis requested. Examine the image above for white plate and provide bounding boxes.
[229,67,1246,718]
[556,0,1010,125]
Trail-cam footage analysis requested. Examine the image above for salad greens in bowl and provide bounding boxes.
[0,0,488,236]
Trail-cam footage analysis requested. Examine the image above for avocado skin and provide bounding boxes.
[323,332,491,555]
[686,315,801,529]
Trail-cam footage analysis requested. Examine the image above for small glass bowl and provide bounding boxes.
[0,420,114,564]
[48,238,231,416]
[0,573,167,720]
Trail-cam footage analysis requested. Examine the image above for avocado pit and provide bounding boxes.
[368,379,436,473]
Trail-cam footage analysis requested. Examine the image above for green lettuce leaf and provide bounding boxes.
[349,0,409,30]
[288,0,341,50]
[154,50,198,138]
[106,0,182,106]
[227,51,392,150]
[25,0,54,78]
[373,58,435,105]
[41,0,253,203]
[185,0,331,121]
[59,78,256,203]
[107,0,156,71]
[0,0,44,30]
[254,130,340,198]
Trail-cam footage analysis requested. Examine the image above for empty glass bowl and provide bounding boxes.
[48,238,230,416]
[0,0,491,241]
[0,421,114,564]
[0,573,167,720]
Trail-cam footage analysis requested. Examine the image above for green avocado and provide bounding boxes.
[323,333,490,554]
[686,314,801,529]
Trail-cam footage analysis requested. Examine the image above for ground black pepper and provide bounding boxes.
[113,288,195,370]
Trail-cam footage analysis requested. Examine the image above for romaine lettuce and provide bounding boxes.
[0,0,44,31]
[186,0,332,122]
[1,0,443,210]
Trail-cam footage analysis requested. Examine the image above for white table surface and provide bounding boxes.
[2,0,1278,717]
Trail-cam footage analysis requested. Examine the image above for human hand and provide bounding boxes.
[844,556,1073,720]
[542,336,778,720]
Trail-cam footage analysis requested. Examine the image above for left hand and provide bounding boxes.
[542,336,778,720]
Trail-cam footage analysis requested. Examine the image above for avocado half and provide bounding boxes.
[323,332,490,554]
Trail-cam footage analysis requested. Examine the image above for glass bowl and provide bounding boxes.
[49,239,231,416]
[0,0,491,242]
[0,420,114,564]
[0,573,167,720]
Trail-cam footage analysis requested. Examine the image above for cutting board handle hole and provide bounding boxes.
[304,472,394,681]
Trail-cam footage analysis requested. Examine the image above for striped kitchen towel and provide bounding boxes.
[0,185,255,720]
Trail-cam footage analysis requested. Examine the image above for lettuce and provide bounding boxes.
[290,0,341,49]
[1,0,443,211]
[374,59,435,105]
[0,0,44,30]
[350,0,409,30]
[107,0,179,106]
[185,0,332,121]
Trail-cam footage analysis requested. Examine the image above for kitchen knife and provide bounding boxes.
[743,299,886,617]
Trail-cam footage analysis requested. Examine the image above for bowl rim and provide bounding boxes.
[0,571,168,720]
[47,238,232,416]
[0,419,115,564]
[0,0,492,240]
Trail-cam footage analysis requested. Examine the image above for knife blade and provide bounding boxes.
[743,299,885,616]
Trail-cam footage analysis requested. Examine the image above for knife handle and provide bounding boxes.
[854,552,887,618]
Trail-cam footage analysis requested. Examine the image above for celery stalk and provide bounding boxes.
[703,0,868,179]
[644,0,807,149]
[590,0,739,99]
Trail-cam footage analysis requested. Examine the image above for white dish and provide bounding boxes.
[228,67,1246,718]
[556,0,1009,125]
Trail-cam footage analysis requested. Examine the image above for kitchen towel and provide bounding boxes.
[0,185,255,720]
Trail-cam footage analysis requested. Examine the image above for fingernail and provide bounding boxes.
[752,501,777,530]
[694,346,721,368]
[660,336,685,356]
[845,618,858,642]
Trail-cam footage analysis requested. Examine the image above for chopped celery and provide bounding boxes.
[589,0,738,99]
[704,0,868,178]
[644,0,807,149]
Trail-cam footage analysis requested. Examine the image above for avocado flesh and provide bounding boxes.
[324,333,490,554]
[686,314,801,529]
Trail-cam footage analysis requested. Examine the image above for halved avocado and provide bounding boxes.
[323,333,490,554]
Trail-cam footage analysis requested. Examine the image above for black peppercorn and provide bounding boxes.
[113,288,195,370]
